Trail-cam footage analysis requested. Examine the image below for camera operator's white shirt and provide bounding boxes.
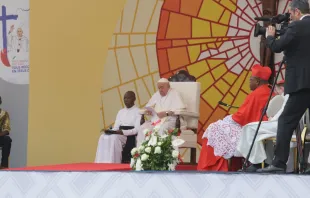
[300,14,310,20]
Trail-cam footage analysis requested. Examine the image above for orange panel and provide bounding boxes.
[167,47,190,70]
[199,99,213,123]
[157,10,170,39]
[162,72,174,79]
[157,40,172,49]
[157,49,170,74]
[202,107,227,131]
[162,0,180,12]
[180,0,203,16]
[172,40,188,47]
[166,13,192,39]
[197,122,203,145]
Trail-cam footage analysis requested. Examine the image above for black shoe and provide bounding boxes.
[238,164,259,172]
[257,165,285,173]
[305,168,310,174]
[245,165,259,172]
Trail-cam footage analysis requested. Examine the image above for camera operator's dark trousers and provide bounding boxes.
[273,89,310,169]
[0,136,12,168]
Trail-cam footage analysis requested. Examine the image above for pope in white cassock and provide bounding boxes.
[136,78,186,146]
[8,25,29,53]
[236,80,296,172]
[95,91,141,163]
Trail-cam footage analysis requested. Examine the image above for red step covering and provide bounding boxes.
[7,163,197,171]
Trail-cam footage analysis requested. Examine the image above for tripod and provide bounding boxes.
[242,59,287,171]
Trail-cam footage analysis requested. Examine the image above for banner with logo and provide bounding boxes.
[0,1,29,84]
[0,0,29,168]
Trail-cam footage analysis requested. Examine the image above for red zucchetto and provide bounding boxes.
[251,64,272,81]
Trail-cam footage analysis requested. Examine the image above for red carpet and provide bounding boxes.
[7,163,197,171]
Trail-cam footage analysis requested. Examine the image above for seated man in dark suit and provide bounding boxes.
[0,96,12,169]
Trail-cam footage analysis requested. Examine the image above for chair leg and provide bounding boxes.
[190,148,196,164]
[294,147,298,173]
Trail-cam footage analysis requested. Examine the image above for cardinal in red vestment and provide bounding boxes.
[197,64,272,171]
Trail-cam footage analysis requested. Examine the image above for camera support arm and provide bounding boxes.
[260,0,279,84]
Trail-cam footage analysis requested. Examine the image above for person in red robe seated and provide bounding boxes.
[197,64,272,171]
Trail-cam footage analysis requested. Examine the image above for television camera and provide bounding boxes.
[253,13,290,37]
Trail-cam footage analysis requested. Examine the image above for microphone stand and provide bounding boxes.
[218,101,239,109]
[242,59,285,171]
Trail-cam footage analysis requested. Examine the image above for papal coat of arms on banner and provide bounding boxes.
[0,2,29,84]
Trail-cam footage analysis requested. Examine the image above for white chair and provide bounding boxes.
[170,82,201,164]
[266,95,284,118]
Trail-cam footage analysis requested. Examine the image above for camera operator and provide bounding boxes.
[258,0,310,173]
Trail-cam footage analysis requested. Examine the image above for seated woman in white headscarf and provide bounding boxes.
[236,80,295,172]
[95,91,141,163]
[136,78,186,147]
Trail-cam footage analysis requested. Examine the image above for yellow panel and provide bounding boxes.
[211,64,227,80]
[221,92,234,110]
[215,79,230,94]
[220,0,237,12]
[223,38,229,41]
[241,71,252,94]
[223,72,237,85]
[102,88,124,126]
[192,18,211,38]
[188,38,217,45]
[219,10,232,25]
[187,45,201,63]
[230,70,248,96]
[232,91,248,108]
[229,107,238,114]
[28,0,127,166]
[201,44,208,51]
[211,23,228,37]
[136,79,151,106]
[188,60,210,77]
[207,43,216,48]
[215,42,223,48]
[207,59,226,69]
[202,86,223,109]
[199,0,225,22]
[197,73,214,93]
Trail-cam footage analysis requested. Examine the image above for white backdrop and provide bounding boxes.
[0,171,309,197]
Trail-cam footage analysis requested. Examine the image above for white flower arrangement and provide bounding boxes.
[130,121,184,171]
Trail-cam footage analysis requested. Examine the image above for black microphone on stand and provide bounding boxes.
[218,101,239,108]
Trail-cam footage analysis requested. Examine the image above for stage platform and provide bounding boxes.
[0,163,309,197]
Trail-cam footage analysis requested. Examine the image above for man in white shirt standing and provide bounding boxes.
[137,78,186,146]
[95,91,141,163]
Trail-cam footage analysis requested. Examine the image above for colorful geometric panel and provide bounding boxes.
[101,0,291,162]
[156,0,290,145]
[100,0,164,129]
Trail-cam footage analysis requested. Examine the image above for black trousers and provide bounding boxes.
[0,135,12,167]
[273,89,310,169]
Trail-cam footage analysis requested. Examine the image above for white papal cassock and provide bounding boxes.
[236,94,297,171]
[137,88,186,146]
[95,105,141,163]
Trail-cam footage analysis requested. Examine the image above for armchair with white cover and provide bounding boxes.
[140,71,201,164]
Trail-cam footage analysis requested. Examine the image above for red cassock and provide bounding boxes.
[198,84,272,171]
